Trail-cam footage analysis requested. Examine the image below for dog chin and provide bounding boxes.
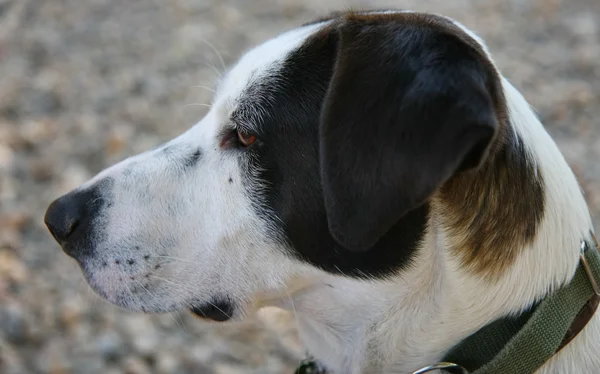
[80,268,181,314]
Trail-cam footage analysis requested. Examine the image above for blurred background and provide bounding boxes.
[0,0,598,373]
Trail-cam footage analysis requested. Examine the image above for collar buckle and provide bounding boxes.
[580,231,600,296]
[412,362,468,374]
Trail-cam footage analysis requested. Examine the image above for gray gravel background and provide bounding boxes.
[1,0,599,373]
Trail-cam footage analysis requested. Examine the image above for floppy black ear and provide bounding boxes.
[320,17,501,252]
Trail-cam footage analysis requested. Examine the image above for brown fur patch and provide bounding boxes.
[438,135,546,279]
[304,10,546,278]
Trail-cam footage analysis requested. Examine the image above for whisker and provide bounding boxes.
[130,279,187,334]
[149,275,232,320]
[205,300,232,319]
[199,61,223,79]
[189,85,216,93]
[76,275,96,307]
[90,196,107,205]
[149,275,197,293]
[122,281,137,309]
[200,38,227,72]
[183,103,212,109]
[88,280,101,308]
[172,311,188,333]
[149,255,196,264]
[285,288,302,334]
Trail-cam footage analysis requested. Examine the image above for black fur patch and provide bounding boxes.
[237,13,506,278]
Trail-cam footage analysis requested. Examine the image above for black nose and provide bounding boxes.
[44,184,107,258]
[44,195,81,244]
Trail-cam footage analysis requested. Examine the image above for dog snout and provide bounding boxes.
[44,179,111,259]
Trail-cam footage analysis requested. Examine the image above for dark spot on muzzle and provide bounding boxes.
[182,149,202,168]
[162,145,202,169]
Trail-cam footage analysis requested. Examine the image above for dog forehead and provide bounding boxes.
[213,22,329,110]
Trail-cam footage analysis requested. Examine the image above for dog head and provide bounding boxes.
[45,11,509,321]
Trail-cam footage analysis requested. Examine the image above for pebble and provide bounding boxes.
[124,315,162,356]
[0,302,30,344]
[0,337,24,374]
[94,331,125,362]
[0,249,28,283]
[155,352,180,373]
[59,298,84,330]
[35,338,70,374]
[124,356,152,374]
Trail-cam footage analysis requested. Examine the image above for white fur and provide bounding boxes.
[70,12,597,374]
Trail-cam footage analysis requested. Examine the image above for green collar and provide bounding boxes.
[296,231,600,374]
[295,357,328,374]
[438,231,600,374]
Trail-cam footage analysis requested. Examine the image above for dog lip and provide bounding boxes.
[59,242,86,264]
[189,299,234,322]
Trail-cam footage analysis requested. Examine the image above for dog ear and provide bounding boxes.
[320,17,501,252]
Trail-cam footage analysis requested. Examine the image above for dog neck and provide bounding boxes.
[279,78,597,374]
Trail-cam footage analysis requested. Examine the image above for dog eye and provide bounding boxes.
[237,129,257,147]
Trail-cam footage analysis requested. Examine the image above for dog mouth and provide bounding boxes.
[189,298,235,322]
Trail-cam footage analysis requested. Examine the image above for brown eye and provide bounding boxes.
[237,129,257,147]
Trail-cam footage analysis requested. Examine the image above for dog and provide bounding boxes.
[44,10,598,374]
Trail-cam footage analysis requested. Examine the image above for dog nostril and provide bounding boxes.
[66,219,80,236]
[127,259,135,265]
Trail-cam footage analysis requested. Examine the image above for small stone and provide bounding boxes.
[156,353,179,374]
[537,0,559,20]
[123,315,160,356]
[257,307,303,355]
[213,363,248,374]
[58,163,92,193]
[106,126,133,157]
[0,302,30,344]
[59,299,83,330]
[20,119,57,144]
[0,175,17,202]
[0,249,28,284]
[22,89,63,116]
[0,278,6,301]
[570,85,594,107]
[188,344,214,363]
[124,356,152,374]
[0,142,14,170]
[94,331,125,362]
[0,229,22,251]
[566,13,598,41]
[0,212,28,231]
[28,158,54,181]
[103,369,124,374]
[36,339,72,374]
[0,336,24,374]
